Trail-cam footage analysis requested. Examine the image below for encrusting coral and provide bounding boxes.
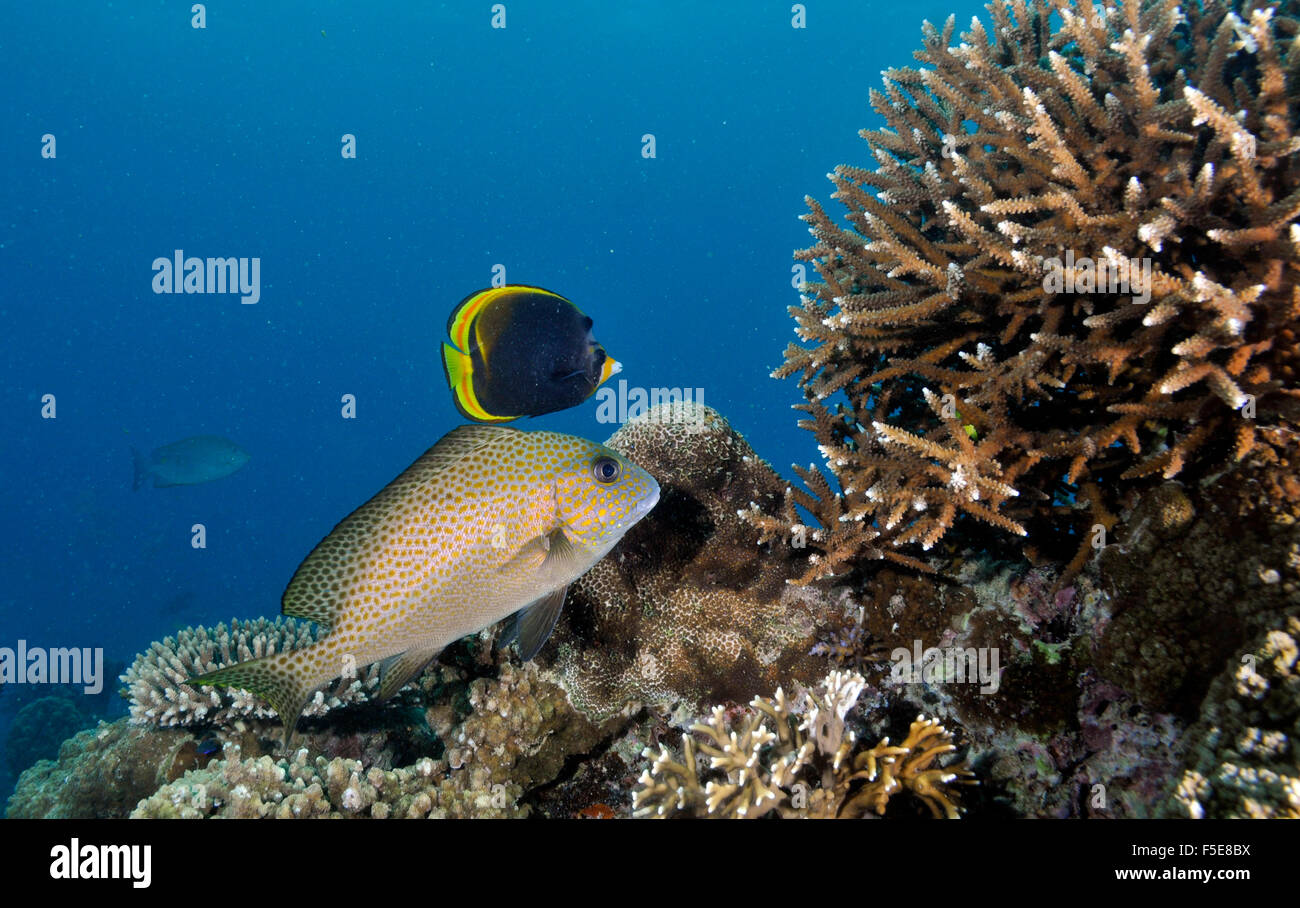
[632,669,975,818]
[435,660,611,794]
[129,660,609,819]
[5,721,194,819]
[1162,614,1300,818]
[130,745,525,819]
[14,650,611,818]
[751,0,1300,581]
[120,617,380,728]
[3,696,90,779]
[1094,466,1300,714]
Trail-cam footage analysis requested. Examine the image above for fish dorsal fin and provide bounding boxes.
[376,645,441,701]
[447,285,567,354]
[282,425,518,630]
[446,287,530,356]
[509,585,570,661]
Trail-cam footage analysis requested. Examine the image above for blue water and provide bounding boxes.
[0,0,989,782]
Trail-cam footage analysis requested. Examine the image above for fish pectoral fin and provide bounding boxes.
[500,527,586,581]
[441,342,468,389]
[376,646,441,701]
[508,585,570,661]
[498,533,553,575]
[542,527,585,576]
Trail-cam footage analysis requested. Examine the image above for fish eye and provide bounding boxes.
[592,456,621,483]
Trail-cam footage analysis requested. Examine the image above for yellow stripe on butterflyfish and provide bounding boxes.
[449,289,505,352]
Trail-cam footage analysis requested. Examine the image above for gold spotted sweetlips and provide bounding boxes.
[190,425,659,744]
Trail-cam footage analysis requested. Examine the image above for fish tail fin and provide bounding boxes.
[188,642,340,750]
[131,446,148,491]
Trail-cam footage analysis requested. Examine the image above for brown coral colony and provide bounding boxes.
[753,0,1300,580]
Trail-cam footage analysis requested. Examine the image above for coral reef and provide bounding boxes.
[824,458,1299,817]
[632,669,974,818]
[3,696,92,779]
[132,661,609,819]
[1163,614,1300,818]
[14,640,615,818]
[432,661,612,794]
[1096,466,1300,714]
[754,0,1300,581]
[543,402,836,719]
[5,720,193,819]
[131,746,525,819]
[121,617,380,728]
[15,402,1295,820]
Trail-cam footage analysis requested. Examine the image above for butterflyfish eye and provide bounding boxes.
[592,456,621,483]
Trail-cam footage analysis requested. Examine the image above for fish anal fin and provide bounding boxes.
[509,585,569,661]
[376,646,441,701]
[188,648,327,751]
[281,586,341,633]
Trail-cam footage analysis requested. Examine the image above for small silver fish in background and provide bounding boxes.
[132,435,250,489]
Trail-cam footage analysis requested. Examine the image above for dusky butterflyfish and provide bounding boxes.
[440,285,622,422]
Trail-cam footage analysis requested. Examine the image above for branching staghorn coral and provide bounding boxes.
[121,618,379,728]
[755,0,1300,580]
[632,669,974,818]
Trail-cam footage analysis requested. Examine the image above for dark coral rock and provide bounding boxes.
[1096,465,1300,716]
[1161,613,1300,818]
[4,696,89,778]
[527,746,638,819]
[5,719,192,818]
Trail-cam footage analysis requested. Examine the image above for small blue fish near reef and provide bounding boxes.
[132,435,250,489]
[440,285,621,422]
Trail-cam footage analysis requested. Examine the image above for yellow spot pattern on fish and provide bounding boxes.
[190,425,659,746]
